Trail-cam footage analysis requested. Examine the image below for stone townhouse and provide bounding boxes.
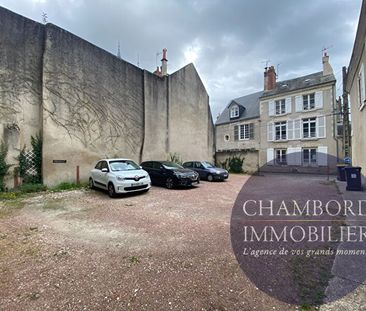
[345,0,366,186]
[216,55,342,173]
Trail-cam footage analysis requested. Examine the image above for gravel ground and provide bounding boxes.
[0,175,296,311]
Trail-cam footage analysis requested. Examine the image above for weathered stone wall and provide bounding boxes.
[0,7,44,187]
[0,6,214,187]
[142,71,169,161]
[42,24,144,186]
[168,64,215,162]
[216,150,259,174]
[142,64,215,163]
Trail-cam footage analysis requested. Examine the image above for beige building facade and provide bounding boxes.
[216,56,341,174]
[345,0,366,186]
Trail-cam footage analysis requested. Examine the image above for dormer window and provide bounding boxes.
[230,105,239,118]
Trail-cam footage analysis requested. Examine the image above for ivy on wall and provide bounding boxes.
[18,133,42,184]
[0,142,11,191]
[220,155,245,173]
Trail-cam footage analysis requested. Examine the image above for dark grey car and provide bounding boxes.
[182,161,229,182]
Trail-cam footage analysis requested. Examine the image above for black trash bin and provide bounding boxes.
[345,167,363,191]
[337,165,346,181]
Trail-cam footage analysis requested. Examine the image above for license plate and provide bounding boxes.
[131,182,143,187]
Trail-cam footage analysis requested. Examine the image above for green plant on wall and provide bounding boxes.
[0,142,11,191]
[168,153,183,165]
[18,133,42,184]
[220,155,245,173]
[31,134,42,184]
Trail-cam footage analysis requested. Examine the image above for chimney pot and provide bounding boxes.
[161,48,168,76]
[264,65,276,91]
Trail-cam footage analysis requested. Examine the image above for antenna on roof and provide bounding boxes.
[321,45,333,56]
[156,51,162,67]
[261,59,271,68]
[137,54,140,68]
[117,41,121,59]
[42,11,48,24]
[276,63,281,79]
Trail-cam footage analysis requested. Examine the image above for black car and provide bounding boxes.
[140,161,200,189]
[182,161,229,181]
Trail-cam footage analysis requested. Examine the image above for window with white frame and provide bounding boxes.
[230,105,239,118]
[303,148,317,165]
[275,149,287,165]
[303,93,315,110]
[239,124,250,140]
[302,117,317,138]
[275,121,287,140]
[275,99,286,115]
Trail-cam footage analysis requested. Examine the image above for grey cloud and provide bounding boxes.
[0,0,361,118]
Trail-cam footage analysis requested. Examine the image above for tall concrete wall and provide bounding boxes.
[0,6,214,187]
[42,24,144,186]
[168,64,214,162]
[142,71,169,161]
[0,7,44,185]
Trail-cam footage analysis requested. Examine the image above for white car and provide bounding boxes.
[89,158,151,197]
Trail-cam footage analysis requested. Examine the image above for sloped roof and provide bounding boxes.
[216,91,263,125]
[261,71,336,98]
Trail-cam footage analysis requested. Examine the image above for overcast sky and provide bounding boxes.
[0,0,362,119]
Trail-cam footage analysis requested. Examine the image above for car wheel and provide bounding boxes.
[166,177,174,189]
[207,174,214,182]
[89,177,95,189]
[108,183,116,198]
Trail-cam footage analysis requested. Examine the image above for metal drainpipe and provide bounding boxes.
[332,84,339,162]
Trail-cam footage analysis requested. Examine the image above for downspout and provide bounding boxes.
[332,83,339,162]
[139,70,146,164]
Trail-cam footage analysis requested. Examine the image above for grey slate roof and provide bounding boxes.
[216,91,263,125]
[260,71,336,98]
[216,71,336,126]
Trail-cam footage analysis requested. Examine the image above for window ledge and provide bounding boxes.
[271,112,290,118]
[301,138,320,141]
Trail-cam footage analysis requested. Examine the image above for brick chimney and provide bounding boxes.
[161,48,168,76]
[322,52,333,76]
[264,66,276,91]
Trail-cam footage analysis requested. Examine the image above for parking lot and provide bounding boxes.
[0,175,301,311]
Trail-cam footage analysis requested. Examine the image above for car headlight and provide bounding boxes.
[117,176,125,181]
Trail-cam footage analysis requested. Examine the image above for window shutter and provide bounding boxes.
[294,119,301,139]
[360,63,365,103]
[249,123,254,139]
[317,116,326,138]
[267,148,274,165]
[285,97,292,114]
[267,122,274,141]
[287,120,294,140]
[287,147,302,165]
[234,125,239,141]
[317,146,328,166]
[315,91,323,109]
[268,100,275,116]
[295,96,302,112]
